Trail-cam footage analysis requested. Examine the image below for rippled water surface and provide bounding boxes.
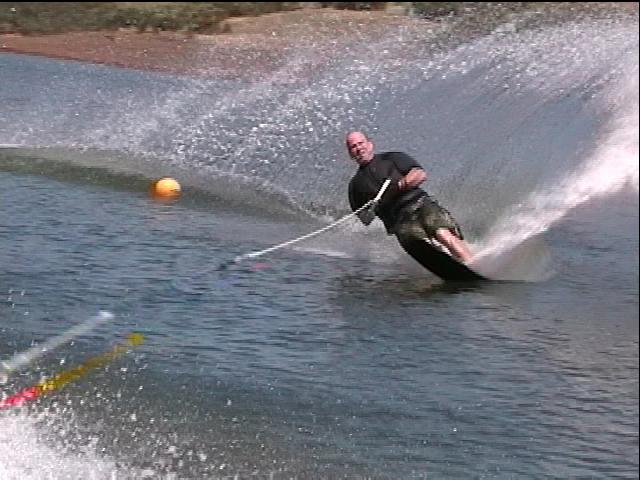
[1,6,638,479]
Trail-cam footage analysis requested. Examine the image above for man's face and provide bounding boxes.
[346,133,374,165]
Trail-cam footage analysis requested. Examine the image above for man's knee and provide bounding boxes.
[435,228,459,246]
[436,227,472,262]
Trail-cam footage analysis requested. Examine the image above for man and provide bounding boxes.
[346,131,473,263]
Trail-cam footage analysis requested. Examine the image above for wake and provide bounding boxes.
[471,71,639,279]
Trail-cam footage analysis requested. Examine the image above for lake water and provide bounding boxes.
[0,7,638,479]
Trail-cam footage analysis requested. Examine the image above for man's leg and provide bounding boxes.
[413,199,473,264]
[435,228,473,264]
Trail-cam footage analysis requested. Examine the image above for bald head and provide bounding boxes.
[346,131,374,165]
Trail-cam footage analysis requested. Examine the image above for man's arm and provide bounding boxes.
[389,152,427,192]
[397,167,427,192]
[349,180,376,226]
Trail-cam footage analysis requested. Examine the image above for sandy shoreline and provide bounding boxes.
[3,5,635,79]
[0,9,408,79]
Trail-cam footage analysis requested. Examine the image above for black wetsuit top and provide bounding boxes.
[348,152,427,233]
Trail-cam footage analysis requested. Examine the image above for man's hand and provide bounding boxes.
[397,168,427,191]
[357,201,377,225]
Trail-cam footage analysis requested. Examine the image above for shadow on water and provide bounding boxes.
[333,269,493,300]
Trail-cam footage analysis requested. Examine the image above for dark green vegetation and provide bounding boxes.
[0,2,301,34]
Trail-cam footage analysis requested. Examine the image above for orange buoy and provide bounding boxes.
[151,177,181,199]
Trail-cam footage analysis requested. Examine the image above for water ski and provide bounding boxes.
[399,237,488,282]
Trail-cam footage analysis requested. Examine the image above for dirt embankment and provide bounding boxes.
[3,4,635,78]
[0,8,408,78]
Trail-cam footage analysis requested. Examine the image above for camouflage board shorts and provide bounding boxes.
[393,196,464,242]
